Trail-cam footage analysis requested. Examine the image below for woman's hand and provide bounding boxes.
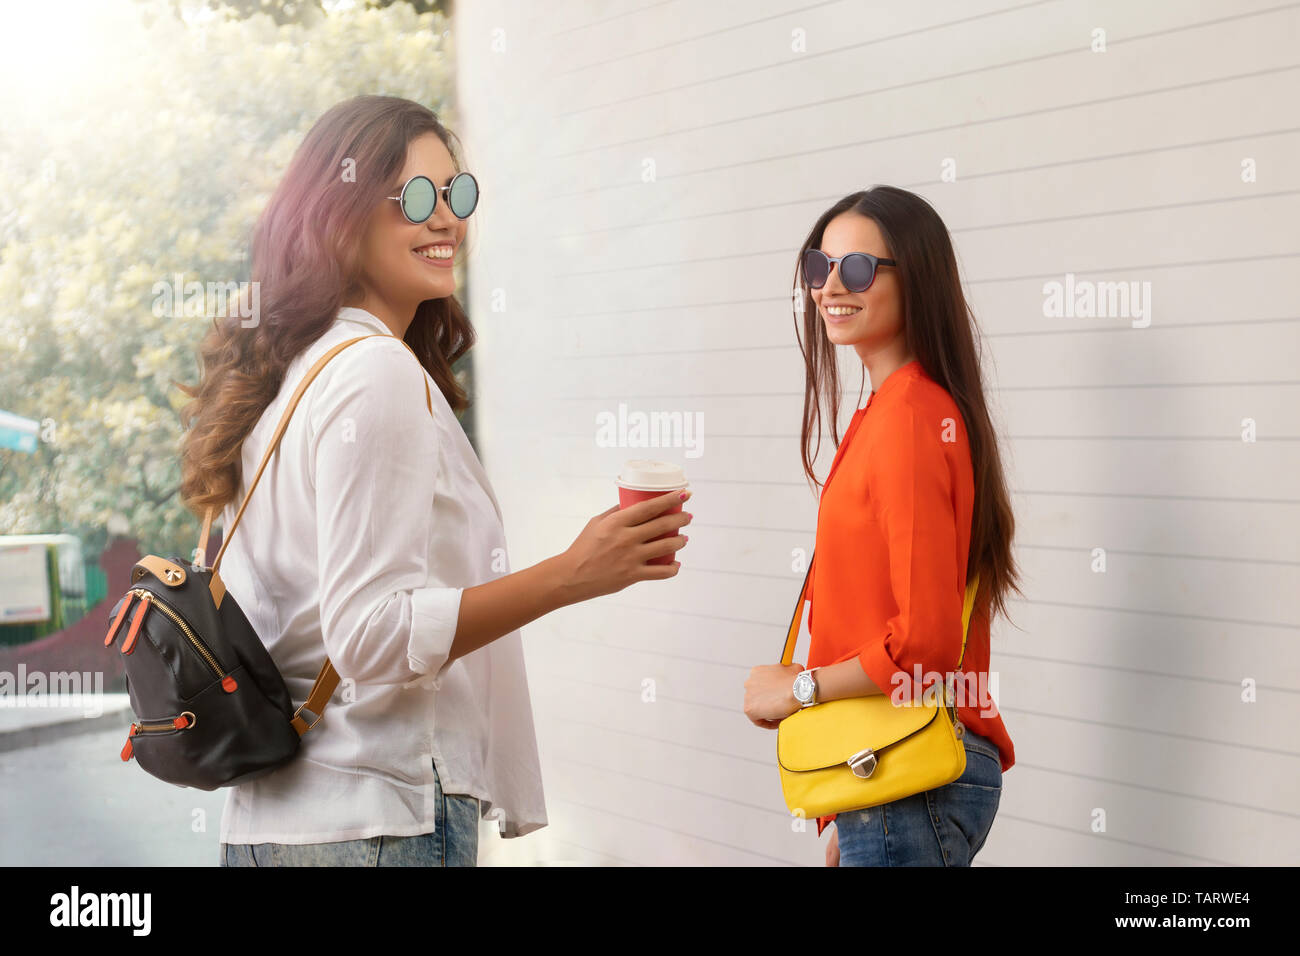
[826,826,840,866]
[558,489,692,602]
[743,662,804,729]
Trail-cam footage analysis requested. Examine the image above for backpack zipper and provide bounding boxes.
[121,711,195,761]
[125,586,224,680]
[135,712,195,733]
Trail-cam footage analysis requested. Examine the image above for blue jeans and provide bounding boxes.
[833,728,1002,867]
[220,759,481,867]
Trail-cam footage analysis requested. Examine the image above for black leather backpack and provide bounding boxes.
[104,333,434,789]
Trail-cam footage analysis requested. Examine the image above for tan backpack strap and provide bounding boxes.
[778,549,980,670]
[197,506,214,566]
[291,660,340,735]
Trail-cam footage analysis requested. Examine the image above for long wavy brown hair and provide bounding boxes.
[176,95,475,525]
[794,185,1022,624]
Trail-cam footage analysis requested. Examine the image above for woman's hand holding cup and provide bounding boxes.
[560,487,692,602]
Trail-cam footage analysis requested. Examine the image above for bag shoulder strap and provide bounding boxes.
[192,331,434,737]
[196,333,432,568]
[779,549,981,674]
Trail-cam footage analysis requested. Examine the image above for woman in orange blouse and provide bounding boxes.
[744,185,1022,867]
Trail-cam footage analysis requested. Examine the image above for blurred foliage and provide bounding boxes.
[171,0,450,26]
[0,0,460,559]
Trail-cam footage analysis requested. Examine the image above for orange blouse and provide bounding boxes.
[806,359,1015,836]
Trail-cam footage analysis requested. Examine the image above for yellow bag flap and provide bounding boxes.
[776,696,942,773]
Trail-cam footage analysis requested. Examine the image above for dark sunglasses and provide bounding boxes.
[387,172,480,223]
[802,248,896,293]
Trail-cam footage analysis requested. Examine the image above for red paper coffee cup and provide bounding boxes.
[617,460,688,566]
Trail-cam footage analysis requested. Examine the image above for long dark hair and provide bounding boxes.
[177,95,475,520]
[793,185,1022,623]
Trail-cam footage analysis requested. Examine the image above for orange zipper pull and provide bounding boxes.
[222,675,238,693]
[121,593,151,655]
[121,725,137,761]
[104,594,135,647]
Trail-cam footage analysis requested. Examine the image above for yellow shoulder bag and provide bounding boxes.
[775,550,981,820]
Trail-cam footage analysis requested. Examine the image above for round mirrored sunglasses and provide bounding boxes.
[387,172,479,223]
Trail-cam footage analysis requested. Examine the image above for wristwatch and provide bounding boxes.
[792,668,819,708]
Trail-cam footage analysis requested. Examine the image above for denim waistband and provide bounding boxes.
[962,728,1001,765]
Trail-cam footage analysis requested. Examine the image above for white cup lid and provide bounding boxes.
[617,459,688,491]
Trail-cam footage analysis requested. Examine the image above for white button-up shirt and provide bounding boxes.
[218,306,546,844]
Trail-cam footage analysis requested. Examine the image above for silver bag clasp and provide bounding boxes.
[847,748,877,779]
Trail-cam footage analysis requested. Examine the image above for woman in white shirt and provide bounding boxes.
[176,95,691,867]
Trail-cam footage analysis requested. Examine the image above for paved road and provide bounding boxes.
[1,721,227,866]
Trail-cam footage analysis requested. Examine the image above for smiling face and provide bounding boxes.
[350,132,467,335]
[811,212,909,369]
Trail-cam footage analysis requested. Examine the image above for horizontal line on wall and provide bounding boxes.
[990,651,1299,696]
[552,632,765,670]
[551,0,848,72]
[551,590,1300,634]
[540,711,773,769]
[554,376,1300,398]
[969,251,1300,286]
[548,632,1300,696]
[536,704,1300,821]
[548,602,773,629]
[553,472,1300,504]
[558,590,1300,632]
[551,756,1261,864]
[556,257,1300,317]
[1014,488,1300,504]
[534,671,1300,761]
[555,316,1300,358]
[549,515,1300,567]
[986,314,1300,338]
[1012,542,1300,568]
[558,294,784,318]
[988,812,1237,865]
[552,37,1298,160]
[1005,764,1300,822]
[550,753,790,818]
[533,668,740,714]
[998,703,1300,758]
[545,0,680,40]
[938,126,1300,188]
[1014,598,1299,630]
[546,796,797,865]
[552,191,1300,277]
[550,124,1300,237]
[555,0,1057,117]
[535,742,1264,864]
[958,188,1300,235]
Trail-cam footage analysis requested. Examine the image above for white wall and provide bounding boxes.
[454,0,1300,865]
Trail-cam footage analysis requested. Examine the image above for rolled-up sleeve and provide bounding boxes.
[855,401,963,703]
[307,338,462,689]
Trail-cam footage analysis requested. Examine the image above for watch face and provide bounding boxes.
[793,673,814,703]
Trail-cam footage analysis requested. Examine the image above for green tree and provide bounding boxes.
[0,0,462,560]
